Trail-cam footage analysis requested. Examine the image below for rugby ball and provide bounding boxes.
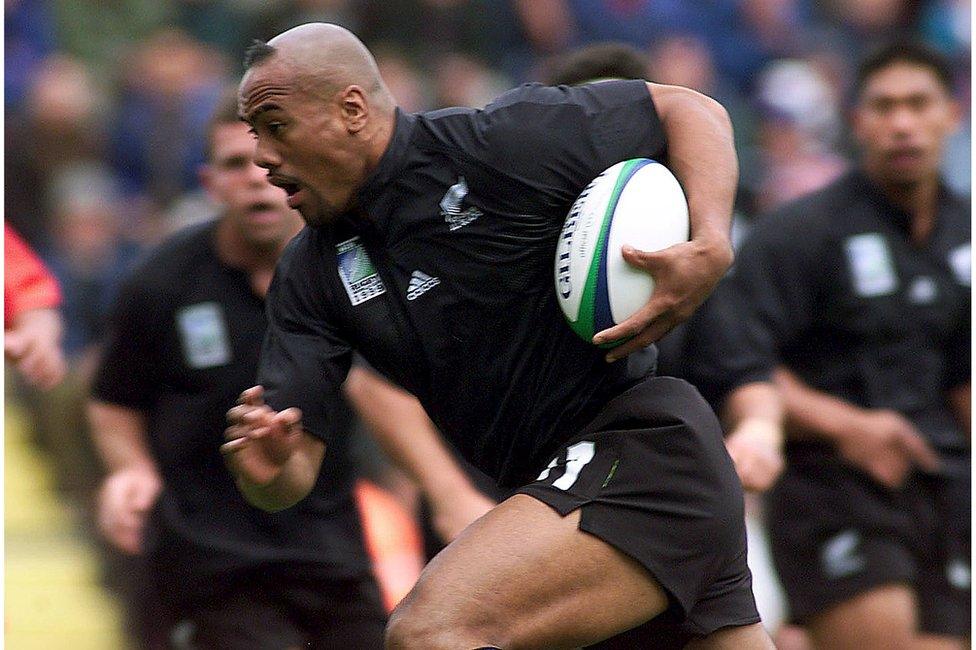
[555,158,689,345]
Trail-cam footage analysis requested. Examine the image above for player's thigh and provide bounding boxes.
[806,583,918,650]
[387,493,669,650]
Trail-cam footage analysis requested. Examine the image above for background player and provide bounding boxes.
[225,23,772,648]
[721,41,970,649]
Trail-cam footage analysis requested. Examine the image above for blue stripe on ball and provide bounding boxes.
[594,159,653,331]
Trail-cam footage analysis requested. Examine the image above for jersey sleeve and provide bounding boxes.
[679,280,776,412]
[429,80,667,215]
[724,210,825,357]
[258,233,352,444]
[4,224,62,327]
[91,268,161,411]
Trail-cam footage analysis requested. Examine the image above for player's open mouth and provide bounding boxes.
[268,175,305,208]
[246,201,278,220]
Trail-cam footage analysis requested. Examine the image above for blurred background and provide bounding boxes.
[4,0,971,647]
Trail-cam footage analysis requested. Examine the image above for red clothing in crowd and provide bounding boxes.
[5,224,62,328]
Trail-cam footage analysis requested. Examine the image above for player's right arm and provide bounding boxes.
[87,401,161,555]
[226,231,350,511]
[222,386,325,512]
[774,367,939,488]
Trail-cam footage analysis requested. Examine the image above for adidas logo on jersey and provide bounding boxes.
[440,177,483,231]
[406,270,440,301]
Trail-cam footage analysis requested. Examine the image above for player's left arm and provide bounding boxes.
[595,83,737,360]
[948,383,970,438]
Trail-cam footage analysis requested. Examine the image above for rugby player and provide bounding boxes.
[225,23,773,648]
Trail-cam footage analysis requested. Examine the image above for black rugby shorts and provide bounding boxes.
[767,444,971,637]
[516,376,760,648]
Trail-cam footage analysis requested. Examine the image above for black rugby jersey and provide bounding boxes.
[259,80,668,487]
[93,222,372,606]
[727,170,970,455]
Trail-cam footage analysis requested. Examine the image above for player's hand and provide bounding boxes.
[97,466,161,555]
[431,487,496,544]
[4,308,67,390]
[222,386,304,486]
[593,237,733,362]
[836,409,940,488]
[725,419,784,493]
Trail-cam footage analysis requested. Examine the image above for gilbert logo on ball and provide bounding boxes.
[555,158,689,345]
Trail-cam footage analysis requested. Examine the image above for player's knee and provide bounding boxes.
[385,602,499,650]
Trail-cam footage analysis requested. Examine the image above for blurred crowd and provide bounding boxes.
[3,0,971,645]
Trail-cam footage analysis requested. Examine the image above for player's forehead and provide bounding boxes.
[211,122,253,153]
[238,64,297,122]
[861,62,948,102]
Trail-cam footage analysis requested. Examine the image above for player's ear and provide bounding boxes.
[339,85,368,133]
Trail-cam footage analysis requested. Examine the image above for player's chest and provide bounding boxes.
[827,219,969,338]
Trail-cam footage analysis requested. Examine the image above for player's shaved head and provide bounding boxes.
[242,23,392,110]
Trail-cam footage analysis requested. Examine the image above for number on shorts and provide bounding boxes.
[540,440,595,491]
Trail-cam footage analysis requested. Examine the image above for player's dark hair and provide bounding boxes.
[547,42,647,86]
[855,40,955,98]
[243,40,277,70]
[204,87,245,161]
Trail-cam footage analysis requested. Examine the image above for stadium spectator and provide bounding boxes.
[5,54,108,249]
[723,41,970,648]
[109,28,226,207]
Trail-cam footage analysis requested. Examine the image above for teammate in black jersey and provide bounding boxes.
[722,41,970,649]
[225,23,772,648]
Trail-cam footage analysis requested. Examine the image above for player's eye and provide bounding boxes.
[267,121,285,136]
[223,155,250,170]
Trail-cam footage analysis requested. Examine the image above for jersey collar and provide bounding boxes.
[354,108,417,231]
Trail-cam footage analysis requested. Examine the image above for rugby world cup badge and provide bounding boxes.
[337,236,386,306]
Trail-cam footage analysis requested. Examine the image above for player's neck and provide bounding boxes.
[869,170,940,245]
[215,218,292,294]
[363,109,397,176]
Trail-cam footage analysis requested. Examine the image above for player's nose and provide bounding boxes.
[253,137,281,171]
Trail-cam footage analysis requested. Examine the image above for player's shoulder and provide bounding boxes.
[123,220,217,295]
[940,184,971,235]
[484,79,649,113]
[748,171,860,250]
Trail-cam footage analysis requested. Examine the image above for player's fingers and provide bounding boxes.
[603,315,676,362]
[239,385,265,406]
[593,286,681,346]
[620,244,671,272]
[220,436,250,455]
[226,404,251,425]
[275,407,303,430]
[899,431,940,472]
